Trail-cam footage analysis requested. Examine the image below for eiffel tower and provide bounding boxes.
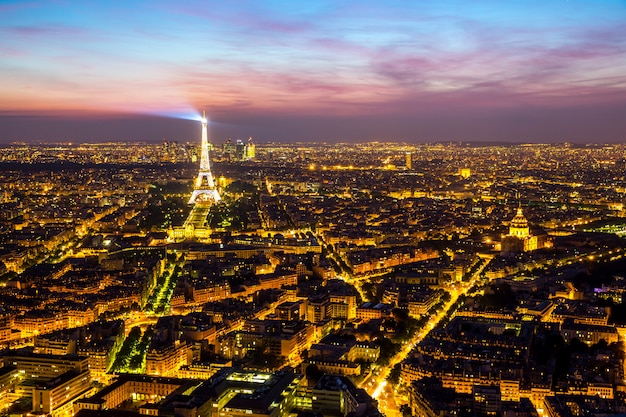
[188,111,221,205]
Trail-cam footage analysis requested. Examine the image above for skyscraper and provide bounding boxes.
[245,137,256,160]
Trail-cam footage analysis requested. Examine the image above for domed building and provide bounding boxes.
[509,207,530,238]
[501,206,546,255]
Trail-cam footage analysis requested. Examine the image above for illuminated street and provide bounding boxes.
[362,257,491,416]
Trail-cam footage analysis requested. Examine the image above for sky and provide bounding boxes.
[1,0,626,143]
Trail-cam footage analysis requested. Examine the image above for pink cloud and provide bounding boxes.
[163,3,315,36]
[4,24,89,37]
[0,45,25,57]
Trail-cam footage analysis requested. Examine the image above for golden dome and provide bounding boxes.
[510,207,528,229]
[508,207,530,238]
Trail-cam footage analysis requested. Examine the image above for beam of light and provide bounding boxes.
[146,108,203,121]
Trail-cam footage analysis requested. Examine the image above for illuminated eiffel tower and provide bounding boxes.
[166,112,222,240]
[188,111,221,205]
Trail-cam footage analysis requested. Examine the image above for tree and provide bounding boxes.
[392,308,409,322]
[375,337,401,365]
[478,282,516,309]
[400,404,413,417]
[305,364,324,386]
[226,180,258,195]
[387,363,402,385]
[361,282,377,303]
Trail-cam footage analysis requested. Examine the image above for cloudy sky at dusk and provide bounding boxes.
[1,0,626,143]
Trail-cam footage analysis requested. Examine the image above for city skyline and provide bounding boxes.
[1,0,626,143]
[2,139,626,417]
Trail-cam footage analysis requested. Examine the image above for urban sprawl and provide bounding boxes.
[1,138,626,417]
